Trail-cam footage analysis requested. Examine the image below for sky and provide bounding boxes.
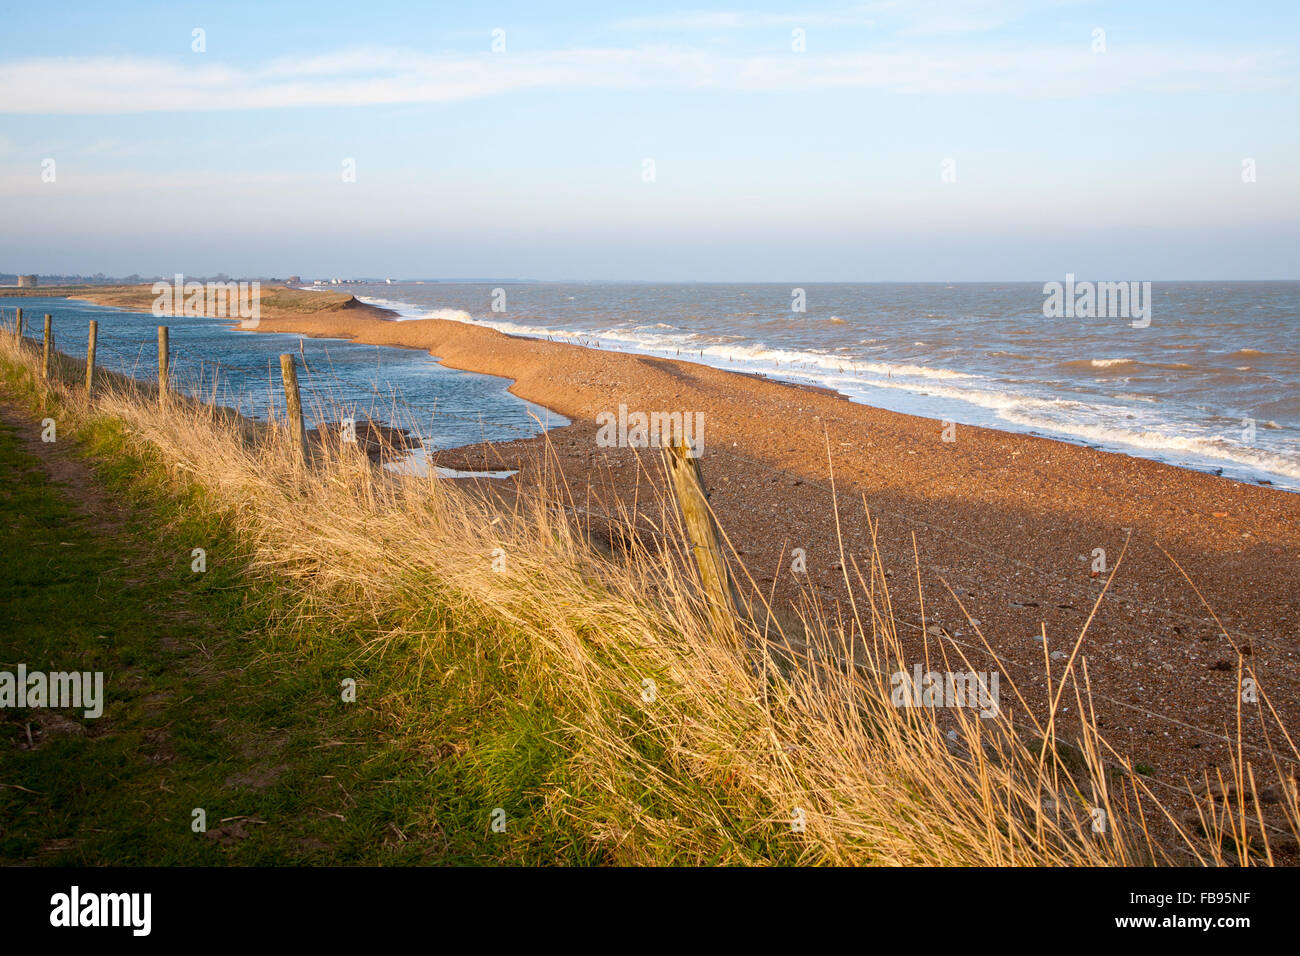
[0,0,1297,281]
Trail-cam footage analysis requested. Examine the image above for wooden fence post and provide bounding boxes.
[13,307,21,342]
[42,314,52,380]
[85,320,98,394]
[666,438,738,638]
[157,326,169,404]
[279,353,308,462]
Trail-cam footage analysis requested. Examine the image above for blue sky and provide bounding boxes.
[1,0,1297,280]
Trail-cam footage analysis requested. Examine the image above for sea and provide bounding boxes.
[8,281,1298,491]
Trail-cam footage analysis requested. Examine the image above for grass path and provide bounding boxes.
[0,401,495,864]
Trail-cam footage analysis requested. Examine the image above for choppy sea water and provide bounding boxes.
[347,281,1300,492]
[8,296,563,451]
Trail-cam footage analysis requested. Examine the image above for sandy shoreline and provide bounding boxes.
[16,284,1300,797]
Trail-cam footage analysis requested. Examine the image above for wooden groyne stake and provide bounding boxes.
[279,353,308,461]
[85,320,98,394]
[667,438,737,638]
[157,326,169,404]
[42,314,52,380]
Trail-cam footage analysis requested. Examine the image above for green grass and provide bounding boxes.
[0,364,604,865]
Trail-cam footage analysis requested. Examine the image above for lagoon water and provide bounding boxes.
[350,281,1300,491]
[9,296,563,450]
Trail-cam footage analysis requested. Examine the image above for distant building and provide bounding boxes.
[286,275,302,286]
[16,274,38,288]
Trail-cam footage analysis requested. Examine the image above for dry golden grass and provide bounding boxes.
[5,325,1297,866]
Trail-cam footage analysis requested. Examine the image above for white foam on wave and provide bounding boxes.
[356,296,474,324]
[392,306,475,323]
[355,295,418,312]
[829,373,1300,486]
[998,409,1300,482]
[489,321,978,384]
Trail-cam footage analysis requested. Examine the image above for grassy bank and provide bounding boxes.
[1,324,1295,866]
[0,361,592,864]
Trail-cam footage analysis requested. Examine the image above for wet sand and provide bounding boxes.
[58,285,1300,806]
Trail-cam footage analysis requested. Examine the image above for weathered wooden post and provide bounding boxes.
[666,437,737,638]
[42,314,52,380]
[85,320,98,394]
[279,353,308,462]
[13,307,21,342]
[157,326,169,404]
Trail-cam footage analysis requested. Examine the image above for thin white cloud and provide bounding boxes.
[610,9,871,30]
[875,0,1036,36]
[609,1,1071,35]
[0,44,1291,115]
